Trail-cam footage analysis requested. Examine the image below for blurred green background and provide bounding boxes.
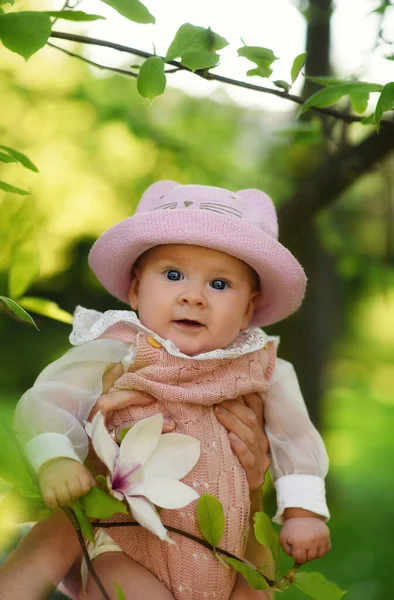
[1,9,394,599]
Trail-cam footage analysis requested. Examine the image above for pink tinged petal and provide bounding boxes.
[91,412,118,473]
[118,414,163,472]
[144,433,200,480]
[129,478,199,509]
[126,496,174,544]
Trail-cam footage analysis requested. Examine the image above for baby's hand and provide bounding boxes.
[39,458,93,509]
[279,517,331,563]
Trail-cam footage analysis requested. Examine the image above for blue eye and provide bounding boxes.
[210,279,228,290]
[165,269,183,281]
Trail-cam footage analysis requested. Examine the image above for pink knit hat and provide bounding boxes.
[89,181,306,327]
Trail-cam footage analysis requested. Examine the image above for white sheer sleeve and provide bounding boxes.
[265,358,330,523]
[14,339,136,472]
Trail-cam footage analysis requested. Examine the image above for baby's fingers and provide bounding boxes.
[291,546,308,563]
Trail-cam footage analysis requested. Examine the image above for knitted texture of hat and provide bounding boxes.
[100,323,276,600]
[88,181,307,327]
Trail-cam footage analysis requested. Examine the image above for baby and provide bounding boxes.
[13,182,330,600]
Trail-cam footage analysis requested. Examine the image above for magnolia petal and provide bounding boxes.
[84,420,93,438]
[126,496,174,544]
[91,412,118,472]
[144,433,200,480]
[129,478,199,509]
[118,414,162,471]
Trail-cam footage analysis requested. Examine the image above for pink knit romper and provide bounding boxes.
[102,323,276,600]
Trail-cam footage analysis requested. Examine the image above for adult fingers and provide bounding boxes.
[101,363,124,394]
[214,404,258,449]
[243,393,264,427]
[88,390,156,422]
[228,432,258,471]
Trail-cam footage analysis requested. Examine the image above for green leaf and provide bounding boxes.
[273,80,291,92]
[253,512,280,573]
[291,52,307,84]
[80,487,128,519]
[166,23,228,70]
[305,75,349,86]
[9,241,40,299]
[1,488,50,523]
[0,145,38,171]
[0,151,17,164]
[0,11,52,60]
[196,493,225,550]
[98,0,155,24]
[181,49,219,71]
[374,82,394,127]
[301,82,383,113]
[0,295,38,328]
[237,46,279,78]
[0,180,30,195]
[0,420,38,489]
[222,557,269,590]
[113,582,126,600]
[18,296,73,324]
[293,572,346,600]
[137,56,166,102]
[71,502,95,542]
[45,10,105,21]
[349,90,370,114]
[361,113,376,125]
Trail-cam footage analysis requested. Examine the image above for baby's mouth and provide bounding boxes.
[173,319,204,329]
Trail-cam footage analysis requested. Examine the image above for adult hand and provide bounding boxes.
[214,393,269,491]
[88,363,175,433]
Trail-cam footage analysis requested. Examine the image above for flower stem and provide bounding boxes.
[96,521,276,588]
[63,507,111,600]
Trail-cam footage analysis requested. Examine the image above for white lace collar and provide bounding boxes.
[70,306,279,360]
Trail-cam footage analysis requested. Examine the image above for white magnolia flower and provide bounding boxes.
[87,412,200,543]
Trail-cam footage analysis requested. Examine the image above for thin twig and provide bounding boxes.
[96,521,276,587]
[47,42,137,77]
[63,507,111,600]
[49,30,394,126]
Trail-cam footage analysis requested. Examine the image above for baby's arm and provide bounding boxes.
[265,358,331,562]
[14,338,132,493]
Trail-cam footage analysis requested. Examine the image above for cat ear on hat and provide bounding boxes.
[237,188,278,239]
[137,180,180,213]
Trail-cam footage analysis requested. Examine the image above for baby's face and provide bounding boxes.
[128,244,259,356]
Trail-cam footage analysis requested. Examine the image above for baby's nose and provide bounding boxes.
[178,290,207,307]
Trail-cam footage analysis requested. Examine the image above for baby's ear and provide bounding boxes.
[241,290,259,330]
[128,268,140,310]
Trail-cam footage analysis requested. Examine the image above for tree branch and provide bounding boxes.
[49,30,394,127]
[47,42,137,77]
[278,120,394,237]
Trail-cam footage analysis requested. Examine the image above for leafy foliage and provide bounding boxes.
[166,23,228,71]
[237,45,279,78]
[137,57,166,102]
[254,511,281,575]
[0,295,38,328]
[196,493,225,550]
[0,11,51,60]
[98,0,155,24]
[222,556,269,590]
[293,572,346,599]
